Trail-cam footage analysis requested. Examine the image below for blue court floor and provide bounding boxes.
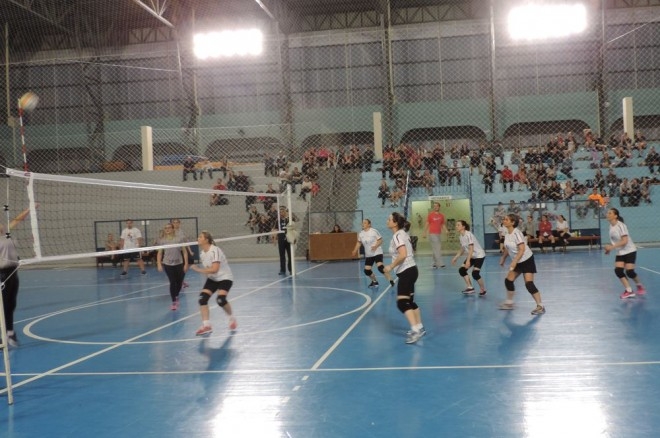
[1,247,659,437]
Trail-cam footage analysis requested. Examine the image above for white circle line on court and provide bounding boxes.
[22,286,372,345]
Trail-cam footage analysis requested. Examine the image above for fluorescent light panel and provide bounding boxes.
[508,3,587,41]
[194,29,263,59]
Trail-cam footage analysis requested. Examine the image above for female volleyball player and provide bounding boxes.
[351,219,395,288]
[156,223,188,311]
[499,214,546,315]
[451,220,487,296]
[383,212,425,344]
[191,231,237,336]
[604,208,646,299]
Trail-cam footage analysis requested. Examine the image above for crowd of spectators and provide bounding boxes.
[370,129,657,209]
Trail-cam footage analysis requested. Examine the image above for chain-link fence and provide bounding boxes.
[1,3,659,258]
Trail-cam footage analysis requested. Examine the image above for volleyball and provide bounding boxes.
[19,91,39,111]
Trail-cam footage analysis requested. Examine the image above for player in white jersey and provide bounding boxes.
[499,214,546,315]
[604,208,646,299]
[451,220,487,296]
[351,219,394,288]
[119,219,146,277]
[191,231,237,336]
[383,212,425,344]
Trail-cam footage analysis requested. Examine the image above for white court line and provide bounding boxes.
[310,282,393,370]
[3,264,326,394]
[24,286,372,345]
[5,358,660,378]
[640,266,660,275]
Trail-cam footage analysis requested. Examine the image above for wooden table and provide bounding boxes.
[309,232,359,261]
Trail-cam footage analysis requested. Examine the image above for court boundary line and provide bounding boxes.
[2,263,327,395]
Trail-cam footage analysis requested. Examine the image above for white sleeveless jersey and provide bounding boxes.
[459,231,485,259]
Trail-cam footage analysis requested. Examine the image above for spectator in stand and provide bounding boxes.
[510,148,522,166]
[317,145,331,167]
[381,146,395,178]
[421,169,436,196]
[264,153,276,176]
[235,171,250,192]
[432,143,445,168]
[289,167,303,193]
[218,155,229,178]
[646,146,659,174]
[198,159,213,180]
[563,180,574,200]
[263,183,277,213]
[559,152,573,178]
[278,168,291,193]
[257,214,271,243]
[619,178,631,207]
[515,165,529,191]
[276,150,288,172]
[628,178,642,207]
[507,200,520,218]
[209,178,228,206]
[363,147,375,172]
[548,181,562,208]
[501,165,514,192]
[605,168,619,197]
[299,176,313,201]
[437,161,449,186]
[447,160,462,186]
[245,186,256,212]
[482,169,493,193]
[490,141,504,165]
[182,156,197,181]
[633,131,647,157]
[538,214,556,253]
[587,187,606,218]
[378,179,391,208]
[246,205,260,239]
[311,180,321,197]
[640,177,652,204]
[225,170,237,191]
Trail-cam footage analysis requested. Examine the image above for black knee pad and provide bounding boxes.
[625,269,637,279]
[377,265,385,274]
[525,281,539,294]
[216,294,228,307]
[363,268,373,277]
[614,267,626,278]
[471,270,481,281]
[397,298,414,314]
[458,266,468,277]
[198,292,211,306]
[504,278,515,291]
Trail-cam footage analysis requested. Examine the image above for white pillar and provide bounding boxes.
[622,97,634,140]
[373,112,383,160]
[141,126,154,171]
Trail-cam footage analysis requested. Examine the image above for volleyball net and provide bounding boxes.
[2,168,290,265]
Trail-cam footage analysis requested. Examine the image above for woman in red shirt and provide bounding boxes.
[538,214,556,252]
